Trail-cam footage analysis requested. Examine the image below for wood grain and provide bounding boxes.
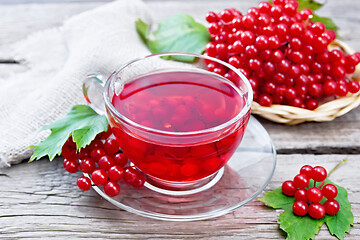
[0,155,358,239]
[0,1,360,239]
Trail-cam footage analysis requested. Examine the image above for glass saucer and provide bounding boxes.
[90,116,276,221]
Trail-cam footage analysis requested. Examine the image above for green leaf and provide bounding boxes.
[259,187,295,211]
[137,14,210,62]
[29,105,108,162]
[297,0,324,11]
[259,179,353,239]
[311,14,340,37]
[324,180,354,240]
[279,210,325,240]
[135,18,150,43]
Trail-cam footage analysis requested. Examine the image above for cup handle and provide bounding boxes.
[82,73,106,114]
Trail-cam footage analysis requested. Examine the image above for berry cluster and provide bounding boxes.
[204,0,360,109]
[282,165,339,219]
[61,128,145,197]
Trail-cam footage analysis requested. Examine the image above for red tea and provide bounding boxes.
[109,71,250,182]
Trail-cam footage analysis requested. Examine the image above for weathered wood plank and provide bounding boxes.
[0,1,359,238]
[0,155,358,239]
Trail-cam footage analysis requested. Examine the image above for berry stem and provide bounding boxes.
[327,158,348,179]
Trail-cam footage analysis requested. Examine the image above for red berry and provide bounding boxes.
[300,8,312,20]
[332,65,346,77]
[88,139,104,150]
[324,199,340,215]
[258,13,271,27]
[308,203,326,219]
[271,5,283,19]
[63,158,79,173]
[104,138,120,155]
[285,87,296,100]
[79,158,96,173]
[91,169,108,185]
[302,30,315,45]
[336,83,349,97]
[247,7,260,17]
[97,127,113,140]
[264,82,276,94]
[268,35,280,49]
[124,167,146,188]
[255,35,269,50]
[104,181,120,197]
[259,94,273,107]
[113,153,129,167]
[90,147,106,162]
[77,176,92,191]
[275,23,289,41]
[293,201,308,216]
[300,165,313,178]
[98,155,115,171]
[249,58,262,71]
[61,140,77,160]
[277,59,291,72]
[348,81,360,94]
[270,50,284,63]
[78,148,90,160]
[305,98,318,110]
[259,1,272,14]
[284,3,297,16]
[311,166,327,182]
[216,43,228,58]
[245,45,258,58]
[323,80,337,96]
[322,184,338,200]
[282,180,296,196]
[208,23,220,35]
[293,174,310,189]
[289,23,305,38]
[205,11,219,23]
[308,83,322,98]
[242,14,256,29]
[307,187,323,203]
[294,189,308,202]
[108,165,124,181]
[289,38,302,50]
[309,22,325,36]
[241,31,255,45]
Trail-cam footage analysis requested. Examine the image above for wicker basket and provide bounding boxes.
[251,39,360,125]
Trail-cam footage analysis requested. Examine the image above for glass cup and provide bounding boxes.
[83,52,253,195]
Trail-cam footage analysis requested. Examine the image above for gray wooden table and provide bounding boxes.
[0,0,359,239]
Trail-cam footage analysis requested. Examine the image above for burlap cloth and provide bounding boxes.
[0,0,152,167]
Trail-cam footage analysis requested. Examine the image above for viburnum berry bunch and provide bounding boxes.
[61,127,145,197]
[282,165,339,219]
[204,0,360,110]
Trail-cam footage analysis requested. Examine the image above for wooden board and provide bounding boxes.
[0,155,358,239]
[0,1,360,239]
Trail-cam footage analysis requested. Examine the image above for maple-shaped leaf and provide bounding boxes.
[323,180,354,240]
[259,187,295,211]
[259,178,353,239]
[136,14,210,62]
[297,0,324,11]
[29,105,108,161]
[278,209,325,240]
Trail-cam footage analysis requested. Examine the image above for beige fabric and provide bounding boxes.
[0,0,152,167]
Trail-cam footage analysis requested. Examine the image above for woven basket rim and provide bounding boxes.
[251,39,360,125]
